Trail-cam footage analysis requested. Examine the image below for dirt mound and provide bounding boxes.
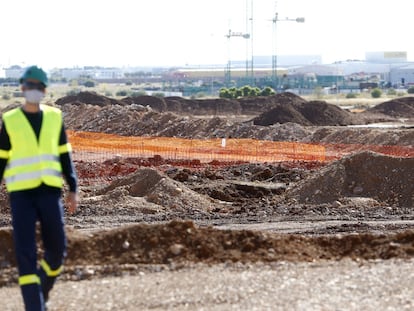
[310,127,414,146]
[64,221,414,264]
[152,92,306,115]
[287,151,414,207]
[121,95,167,111]
[367,96,414,118]
[54,91,413,144]
[59,103,238,138]
[253,100,358,126]
[55,91,309,117]
[164,97,241,115]
[55,91,122,106]
[79,168,218,219]
[2,221,414,276]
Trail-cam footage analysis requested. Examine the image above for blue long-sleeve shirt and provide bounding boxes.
[0,108,77,193]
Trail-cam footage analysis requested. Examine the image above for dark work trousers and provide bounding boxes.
[10,188,66,311]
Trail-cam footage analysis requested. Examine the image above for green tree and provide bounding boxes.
[260,87,276,96]
[249,87,261,96]
[407,86,414,94]
[219,88,233,99]
[235,88,243,98]
[241,85,251,97]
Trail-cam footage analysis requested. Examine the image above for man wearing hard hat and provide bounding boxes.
[0,65,78,311]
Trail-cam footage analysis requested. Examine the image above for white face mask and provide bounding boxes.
[24,89,45,103]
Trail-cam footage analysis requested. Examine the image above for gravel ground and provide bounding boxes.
[1,259,414,311]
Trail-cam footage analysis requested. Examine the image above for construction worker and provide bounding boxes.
[0,65,78,311]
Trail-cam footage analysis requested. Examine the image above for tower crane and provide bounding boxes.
[225,29,250,87]
[271,12,305,89]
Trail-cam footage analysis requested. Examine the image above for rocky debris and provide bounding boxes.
[121,95,167,112]
[286,151,414,207]
[3,220,414,278]
[78,167,219,219]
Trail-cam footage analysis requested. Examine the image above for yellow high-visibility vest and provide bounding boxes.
[1,105,71,192]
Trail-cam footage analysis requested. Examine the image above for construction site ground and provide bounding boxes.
[0,92,413,310]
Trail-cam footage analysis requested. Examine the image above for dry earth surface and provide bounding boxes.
[0,92,413,310]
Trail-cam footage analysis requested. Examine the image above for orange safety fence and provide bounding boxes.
[324,143,414,160]
[67,131,326,163]
[68,131,414,164]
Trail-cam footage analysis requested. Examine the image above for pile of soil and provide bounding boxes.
[310,127,414,146]
[287,151,414,207]
[253,100,359,126]
[55,91,121,107]
[50,91,414,145]
[125,92,306,116]
[367,96,414,118]
[2,220,414,287]
[54,91,414,125]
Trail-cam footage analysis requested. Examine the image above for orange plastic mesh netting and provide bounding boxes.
[67,130,326,163]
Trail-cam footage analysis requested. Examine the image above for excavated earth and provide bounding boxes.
[0,92,413,306]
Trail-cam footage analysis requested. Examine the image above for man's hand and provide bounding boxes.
[65,192,78,215]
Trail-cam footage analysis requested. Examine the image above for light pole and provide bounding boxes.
[272,13,305,90]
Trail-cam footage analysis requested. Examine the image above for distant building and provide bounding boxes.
[53,67,124,80]
[389,64,414,86]
[365,51,407,63]
[4,66,25,79]
[253,55,322,68]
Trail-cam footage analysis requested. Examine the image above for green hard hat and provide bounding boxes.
[19,65,49,87]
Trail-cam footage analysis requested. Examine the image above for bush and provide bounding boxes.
[407,86,414,94]
[83,80,96,88]
[346,93,358,99]
[371,88,382,98]
[116,90,129,97]
[152,92,165,98]
[387,88,397,96]
[260,87,276,96]
[66,89,80,96]
[219,86,275,99]
[131,91,146,97]
[219,88,233,99]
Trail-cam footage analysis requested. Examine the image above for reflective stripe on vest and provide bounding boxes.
[59,143,72,154]
[0,149,9,159]
[2,105,64,192]
[19,274,41,286]
[6,154,60,169]
[5,168,62,184]
[40,259,63,277]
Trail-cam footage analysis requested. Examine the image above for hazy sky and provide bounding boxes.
[1,0,412,69]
